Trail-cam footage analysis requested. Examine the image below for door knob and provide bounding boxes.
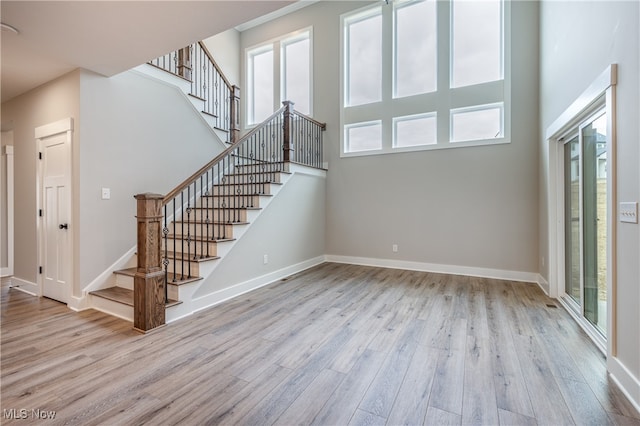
[59,223,68,230]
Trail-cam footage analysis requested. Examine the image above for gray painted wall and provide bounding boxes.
[539,0,640,393]
[1,70,81,285]
[77,69,225,295]
[240,0,539,275]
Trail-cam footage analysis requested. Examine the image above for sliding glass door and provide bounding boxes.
[562,109,607,337]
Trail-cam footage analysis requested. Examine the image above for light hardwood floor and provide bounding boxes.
[2,263,639,425]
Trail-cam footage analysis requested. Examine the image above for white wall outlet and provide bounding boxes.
[619,202,638,224]
[392,244,398,253]
[101,188,111,200]
[263,254,269,264]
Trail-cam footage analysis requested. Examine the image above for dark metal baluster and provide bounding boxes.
[163,205,169,302]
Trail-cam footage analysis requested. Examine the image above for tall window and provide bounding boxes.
[341,0,508,156]
[247,29,312,126]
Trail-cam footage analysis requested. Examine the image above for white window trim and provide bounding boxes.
[340,0,511,158]
[245,27,313,128]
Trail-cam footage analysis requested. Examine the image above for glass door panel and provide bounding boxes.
[582,112,607,334]
[564,136,581,304]
[562,109,607,340]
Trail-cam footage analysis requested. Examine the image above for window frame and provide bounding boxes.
[340,0,511,158]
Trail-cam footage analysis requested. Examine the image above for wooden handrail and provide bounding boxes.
[197,41,233,91]
[291,110,327,130]
[163,104,287,205]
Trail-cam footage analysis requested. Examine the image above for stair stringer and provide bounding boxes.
[165,164,327,323]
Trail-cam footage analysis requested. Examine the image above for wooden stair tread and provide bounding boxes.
[191,206,261,211]
[166,275,203,286]
[187,93,206,102]
[214,181,282,186]
[202,193,272,198]
[228,171,291,177]
[201,110,218,118]
[90,287,181,307]
[171,220,249,225]
[90,287,134,306]
[167,235,235,243]
[164,252,220,262]
[113,267,137,278]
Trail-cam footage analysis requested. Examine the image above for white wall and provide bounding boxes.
[1,70,81,285]
[193,170,326,299]
[78,69,226,296]
[202,29,241,87]
[539,0,640,406]
[240,0,540,277]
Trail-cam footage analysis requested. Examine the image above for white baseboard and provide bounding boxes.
[7,276,38,296]
[189,255,326,319]
[1,267,13,277]
[608,356,640,414]
[536,274,550,296]
[325,255,539,284]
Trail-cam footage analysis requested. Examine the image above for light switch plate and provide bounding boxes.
[101,188,111,200]
[619,202,638,224]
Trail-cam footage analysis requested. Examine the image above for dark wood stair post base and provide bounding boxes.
[134,193,166,333]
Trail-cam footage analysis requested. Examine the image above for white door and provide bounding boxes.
[40,132,71,303]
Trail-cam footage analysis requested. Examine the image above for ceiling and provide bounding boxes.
[0,1,296,103]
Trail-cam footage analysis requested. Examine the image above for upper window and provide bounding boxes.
[247,29,312,126]
[341,0,509,156]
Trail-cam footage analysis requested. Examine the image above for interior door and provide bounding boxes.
[40,132,70,303]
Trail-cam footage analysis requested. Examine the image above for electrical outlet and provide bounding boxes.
[101,188,111,200]
[392,244,398,253]
[263,254,269,264]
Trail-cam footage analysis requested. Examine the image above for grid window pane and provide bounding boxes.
[250,48,274,124]
[395,0,437,98]
[451,105,503,142]
[346,122,382,152]
[283,36,310,115]
[395,114,437,147]
[346,12,382,106]
[452,0,502,88]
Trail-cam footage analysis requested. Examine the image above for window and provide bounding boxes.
[247,46,274,124]
[247,29,312,126]
[341,0,509,156]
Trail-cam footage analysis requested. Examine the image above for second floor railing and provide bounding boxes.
[149,42,240,143]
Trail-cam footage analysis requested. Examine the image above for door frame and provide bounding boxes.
[1,141,14,277]
[35,118,74,304]
[546,64,617,356]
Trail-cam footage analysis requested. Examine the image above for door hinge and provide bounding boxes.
[39,266,43,274]
[39,209,43,217]
[38,152,42,160]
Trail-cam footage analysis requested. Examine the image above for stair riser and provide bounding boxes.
[223,173,281,184]
[210,183,274,196]
[234,163,289,173]
[198,195,262,208]
[163,239,218,257]
[170,222,235,239]
[165,258,201,277]
[187,209,248,223]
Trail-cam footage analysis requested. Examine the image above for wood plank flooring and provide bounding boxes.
[2,263,639,425]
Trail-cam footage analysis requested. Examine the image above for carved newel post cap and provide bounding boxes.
[134,193,164,200]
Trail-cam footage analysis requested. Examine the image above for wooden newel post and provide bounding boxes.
[177,46,192,81]
[230,85,241,144]
[282,101,294,164]
[134,193,166,333]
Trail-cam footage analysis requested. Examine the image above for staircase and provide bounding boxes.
[88,40,326,332]
[89,166,289,323]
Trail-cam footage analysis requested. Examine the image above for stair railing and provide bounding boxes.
[148,42,240,143]
[133,101,325,332]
